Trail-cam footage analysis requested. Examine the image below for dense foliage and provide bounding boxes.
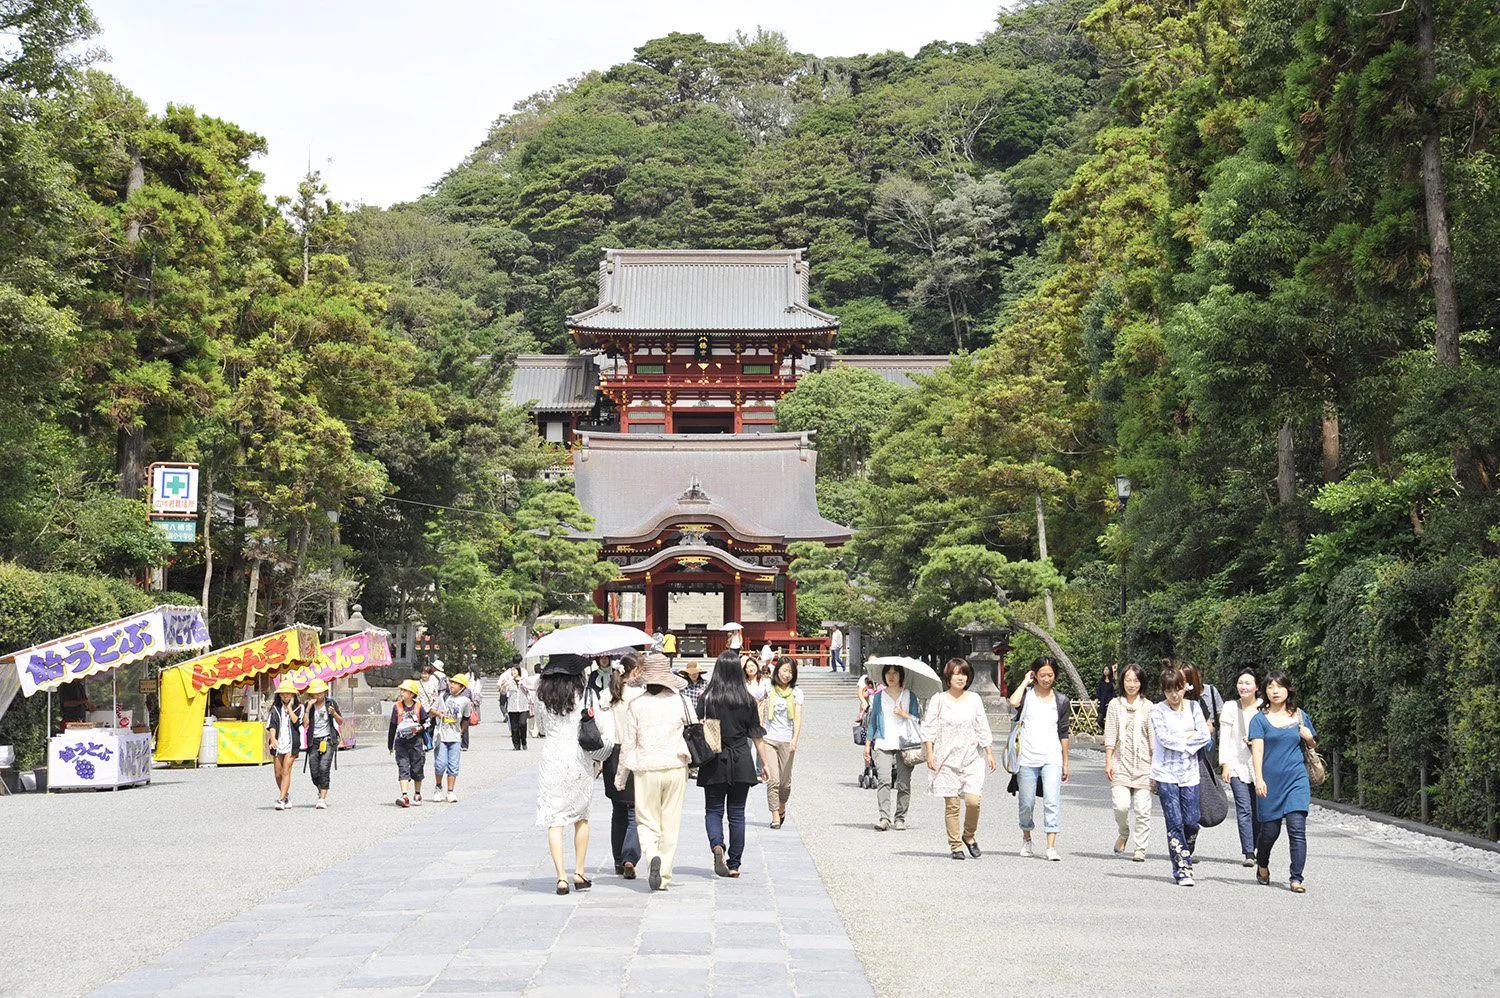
[3,0,1500,834]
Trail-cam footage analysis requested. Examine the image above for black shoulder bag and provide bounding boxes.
[681,695,715,767]
[578,688,605,752]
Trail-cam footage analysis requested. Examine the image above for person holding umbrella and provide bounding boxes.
[922,659,996,859]
[535,654,597,895]
[862,659,932,831]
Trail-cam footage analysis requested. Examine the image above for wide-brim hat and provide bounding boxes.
[448,673,471,689]
[399,679,422,696]
[540,654,588,677]
[275,679,297,695]
[306,679,329,695]
[629,653,686,691]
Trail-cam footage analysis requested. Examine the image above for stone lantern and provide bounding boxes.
[957,619,1012,713]
[330,604,382,689]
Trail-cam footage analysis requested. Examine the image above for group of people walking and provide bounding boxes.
[386,669,475,806]
[853,654,1318,891]
[535,649,805,893]
[265,678,345,810]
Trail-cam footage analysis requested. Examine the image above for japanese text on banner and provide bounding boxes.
[183,626,320,693]
[11,606,211,697]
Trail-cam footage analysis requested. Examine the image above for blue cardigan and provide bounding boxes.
[865,689,923,742]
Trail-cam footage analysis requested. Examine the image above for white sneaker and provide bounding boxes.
[412,794,423,806]
[1019,838,1034,858]
[1046,848,1061,862]
[315,799,327,810]
[274,798,286,811]
[1178,873,1196,887]
[446,791,458,803]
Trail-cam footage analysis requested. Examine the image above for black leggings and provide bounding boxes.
[509,711,528,748]
[307,743,335,790]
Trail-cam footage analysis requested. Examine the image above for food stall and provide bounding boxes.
[0,605,212,791]
[281,629,392,749]
[155,625,321,765]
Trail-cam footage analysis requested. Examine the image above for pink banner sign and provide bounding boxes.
[283,631,392,690]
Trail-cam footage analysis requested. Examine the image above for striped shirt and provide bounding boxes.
[1150,700,1212,786]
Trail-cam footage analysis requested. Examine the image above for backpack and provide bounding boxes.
[394,701,425,740]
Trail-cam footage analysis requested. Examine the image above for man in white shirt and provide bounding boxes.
[829,628,845,672]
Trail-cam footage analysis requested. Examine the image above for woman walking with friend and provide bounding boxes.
[1251,670,1318,892]
[1219,668,1262,866]
[604,654,643,879]
[696,650,769,878]
[1150,664,1213,886]
[302,679,343,810]
[1009,656,1070,861]
[759,656,802,829]
[922,659,995,859]
[1103,663,1152,862]
[614,653,693,891]
[864,662,923,831]
[535,654,596,895]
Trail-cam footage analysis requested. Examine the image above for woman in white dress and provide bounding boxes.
[535,654,597,895]
[922,659,996,860]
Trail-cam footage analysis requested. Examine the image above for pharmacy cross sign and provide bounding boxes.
[149,463,200,515]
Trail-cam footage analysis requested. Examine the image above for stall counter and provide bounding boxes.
[48,729,152,790]
[215,721,269,765]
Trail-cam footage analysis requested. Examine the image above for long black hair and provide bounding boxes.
[1261,669,1299,714]
[538,672,583,716]
[700,650,754,718]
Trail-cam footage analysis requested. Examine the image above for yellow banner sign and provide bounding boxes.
[170,626,321,694]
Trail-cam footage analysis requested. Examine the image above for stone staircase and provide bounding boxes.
[796,667,861,701]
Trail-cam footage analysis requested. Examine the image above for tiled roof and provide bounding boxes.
[567,249,840,334]
[812,354,950,388]
[572,432,851,543]
[507,355,596,413]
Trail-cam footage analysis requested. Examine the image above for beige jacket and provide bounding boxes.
[614,690,693,788]
[1103,695,1154,789]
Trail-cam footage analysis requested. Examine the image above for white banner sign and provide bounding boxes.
[8,605,212,697]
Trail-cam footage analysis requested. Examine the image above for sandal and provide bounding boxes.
[1289,881,1307,894]
[572,875,593,891]
[555,879,570,895]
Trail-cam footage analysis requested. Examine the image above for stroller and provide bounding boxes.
[858,756,878,790]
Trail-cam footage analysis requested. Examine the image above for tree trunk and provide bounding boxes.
[330,516,347,626]
[199,469,213,612]
[1010,619,1088,701]
[1035,491,1057,630]
[1277,417,1299,540]
[1416,0,1460,369]
[1321,401,1341,482]
[521,596,543,659]
[115,425,146,500]
[243,557,262,642]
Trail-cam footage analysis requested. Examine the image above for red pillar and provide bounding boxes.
[733,404,743,433]
[591,584,605,624]
[663,406,674,433]
[723,576,742,626]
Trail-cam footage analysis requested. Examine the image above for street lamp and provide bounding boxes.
[1113,474,1132,628]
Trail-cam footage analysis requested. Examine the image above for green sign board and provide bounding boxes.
[154,519,198,543]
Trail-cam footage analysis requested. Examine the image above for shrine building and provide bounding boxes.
[509,248,940,657]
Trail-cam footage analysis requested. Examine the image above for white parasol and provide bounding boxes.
[865,656,944,698]
[718,622,743,631]
[524,623,655,660]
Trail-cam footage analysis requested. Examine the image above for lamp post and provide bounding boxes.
[1113,473,1132,631]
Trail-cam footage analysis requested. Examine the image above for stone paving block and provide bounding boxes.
[526,986,622,998]
[624,964,713,992]
[252,975,345,997]
[792,969,878,996]
[714,922,782,949]
[156,973,266,997]
[713,945,788,964]
[637,930,712,955]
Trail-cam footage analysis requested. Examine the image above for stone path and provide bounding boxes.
[88,766,871,998]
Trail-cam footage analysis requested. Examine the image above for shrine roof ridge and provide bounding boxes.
[567,248,839,335]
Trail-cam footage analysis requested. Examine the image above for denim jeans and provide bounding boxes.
[1229,776,1258,856]
[1257,811,1308,883]
[704,783,751,870]
[1017,763,1062,834]
[611,800,640,867]
[433,740,461,778]
[1157,781,1201,880]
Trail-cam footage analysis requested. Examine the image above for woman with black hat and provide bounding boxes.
[535,654,597,895]
[614,653,693,891]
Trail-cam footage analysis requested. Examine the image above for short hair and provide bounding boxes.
[1031,655,1059,678]
[1120,663,1148,690]
[1159,665,1187,693]
[944,658,974,685]
[881,663,908,686]
[774,656,798,688]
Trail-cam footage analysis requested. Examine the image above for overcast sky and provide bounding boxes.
[89,1,1002,208]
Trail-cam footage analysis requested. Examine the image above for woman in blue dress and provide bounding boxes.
[1250,670,1317,893]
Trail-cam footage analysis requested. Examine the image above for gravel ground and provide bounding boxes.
[0,694,537,998]
[1310,804,1500,876]
[789,694,1500,998]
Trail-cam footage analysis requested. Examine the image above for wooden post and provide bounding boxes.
[1420,759,1430,824]
[1330,747,1341,801]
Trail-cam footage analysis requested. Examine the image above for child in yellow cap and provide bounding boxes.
[389,678,430,807]
[267,678,302,810]
[303,679,344,810]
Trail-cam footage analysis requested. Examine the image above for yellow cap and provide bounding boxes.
[306,679,329,695]
[275,679,297,695]
[449,673,470,689]
[399,679,422,696]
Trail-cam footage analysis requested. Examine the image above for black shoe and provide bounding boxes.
[966,840,981,858]
[555,879,570,895]
[713,844,730,878]
[615,864,626,876]
[648,856,664,890]
[950,850,966,860]
[572,875,592,891]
